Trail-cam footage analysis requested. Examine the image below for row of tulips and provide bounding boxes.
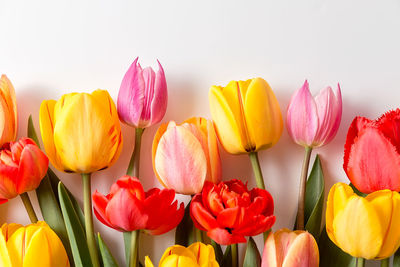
[0,56,399,267]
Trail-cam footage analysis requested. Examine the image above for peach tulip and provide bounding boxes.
[152,117,221,195]
[0,75,17,146]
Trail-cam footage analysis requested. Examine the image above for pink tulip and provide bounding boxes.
[117,57,167,128]
[286,80,342,148]
[262,229,319,267]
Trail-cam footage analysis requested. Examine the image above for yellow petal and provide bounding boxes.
[333,196,383,259]
[1,223,23,241]
[145,256,155,267]
[209,85,245,154]
[244,78,283,150]
[161,255,199,267]
[188,242,217,265]
[39,100,64,171]
[0,75,17,146]
[367,190,400,259]
[159,245,197,264]
[325,183,354,245]
[0,230,12,267]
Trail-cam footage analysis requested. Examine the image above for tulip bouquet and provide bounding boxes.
[1,57,399,267]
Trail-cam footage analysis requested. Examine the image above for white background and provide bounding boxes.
[1,0,400,266]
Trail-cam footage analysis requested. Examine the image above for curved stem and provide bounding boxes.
[129,230,140,267]
[381,258,389,267]
[356,258,365,267]
[296,147,312,230]
[20,193,38,223]
[231,243,238,267]
[249,152,265,190]
[82,173,100,267]
[126,128,145,177]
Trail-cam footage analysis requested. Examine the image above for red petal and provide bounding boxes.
[233,215,275,236]
[110,176,145,200]
[376,109,400,152]
[207,228,246,245]
[92,191,115,229]
[0,198,8,204]
[216,206,240,229]
[249,188,274,216]
[190,195,218,231]
[0,164,19,199]
[147,202,184,235]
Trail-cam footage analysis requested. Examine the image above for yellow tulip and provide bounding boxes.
[0,221,70,267]
[326,183,400,259]
[39,90,123,173]
[0,75,17,146]
[209,78,283,154]
[145,242,219,267]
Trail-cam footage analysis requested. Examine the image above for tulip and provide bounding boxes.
[117,57,167,128]
[145,242,219,267]
[344,110,400,193]
[190,179,275,245]
[209,78,283,154]
[326,183,400,259]
[152,117,222,195]
[93,175,184,234]
[39,89,123,174]
[0,75,17,147]
[0,137,48,204]
[262,228,319,267]
[286,80,342,148]
[0,221,70,267]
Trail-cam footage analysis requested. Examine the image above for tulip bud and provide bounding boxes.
[0,75,17,147]
[262,228,319,267]
[286,80,342,148]
[117,57,168,128]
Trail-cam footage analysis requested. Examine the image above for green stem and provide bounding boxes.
[129,230,140,267]
[126,128,145,177]
[231,243,238,267]
[296,147,312,230]
[195,227,203,243]
[249,152,265,190]
[356,258,365,267]
[381,258,389,267]
[82,173,100,267]
[20,193,38,223]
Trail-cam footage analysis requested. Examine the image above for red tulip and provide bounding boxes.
[344,110,400,193]
[190,180,275,245]
[93,175,184,234]
[0,138,49,204]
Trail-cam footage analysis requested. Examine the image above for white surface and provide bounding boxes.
[1,0,400,266]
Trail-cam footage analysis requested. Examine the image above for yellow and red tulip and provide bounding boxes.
[0,221,70,267]
[0,75,17,147]
[39,90,123,173]
[209,78,283,154]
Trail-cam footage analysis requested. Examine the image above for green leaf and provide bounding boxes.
[394,248,400,266]
[221,245,232,267]
[211,240,223,265]
[319,227,356,267]
[98,233,119,267]
[243,237,261,267]
[123,232,131,266]
[27,115,40,145]
[175,201,196,246]
[59,182,93,267]
[304,155,325,241]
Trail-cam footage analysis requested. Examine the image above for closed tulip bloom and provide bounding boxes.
[93,176,184,234]
[0,75,17,147]
[190,180,275,245]
[262,228,319,267]
[326,183,400,259]
[117,57,167,128]
[209,78,283,154]
[145,242,219,267]
[39,90,123,173]
[286,80,342,148]
[0,221,70,267]
[344,110,400,193]
[152,117,222,195]
[0,138,48,204]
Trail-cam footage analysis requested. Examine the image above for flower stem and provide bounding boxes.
[249,152,265,190]
[195,227,203,243]
[231,243,238,267]
[126,128,145,177]
[82,173,100,267]
[381,258,389,267]
[20,192,38,223]
[356,258,365,267]
[296,146,312,230]
[129,230,140,267]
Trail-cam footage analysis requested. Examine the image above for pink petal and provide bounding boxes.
[282,233,319,267]
[149,60,167,126]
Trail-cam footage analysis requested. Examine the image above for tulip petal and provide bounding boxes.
[245,78,283,150]
[162,255,200,267]
[92,191,114,229]
[159,245,198,264]
[188,243,217,266]
[333,196,383,259]
[216,207,240,229]
[148,60,167,126]
[152,123,169,188]
[0,164,19,199]
[145,256,155,267]
[0,75,17,146]
[190,199,219,231]
[0,232,12,267]
[207,227,246,245]
[282,232,319,267]
[154,124,207,195]
[375,109,400,152]
[286,80,319,147]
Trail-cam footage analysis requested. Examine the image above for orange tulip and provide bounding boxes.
[0,75,17,146]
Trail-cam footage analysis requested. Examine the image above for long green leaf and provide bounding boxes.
[175,201,195,246]
[394,249,400,266]
[221,245,232,267]
[211,240,223,265]
[243,237,261,267]
[59,182,93,267]
[304,155,325,241]
[28,115,40,145]
[98,233,119,267]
